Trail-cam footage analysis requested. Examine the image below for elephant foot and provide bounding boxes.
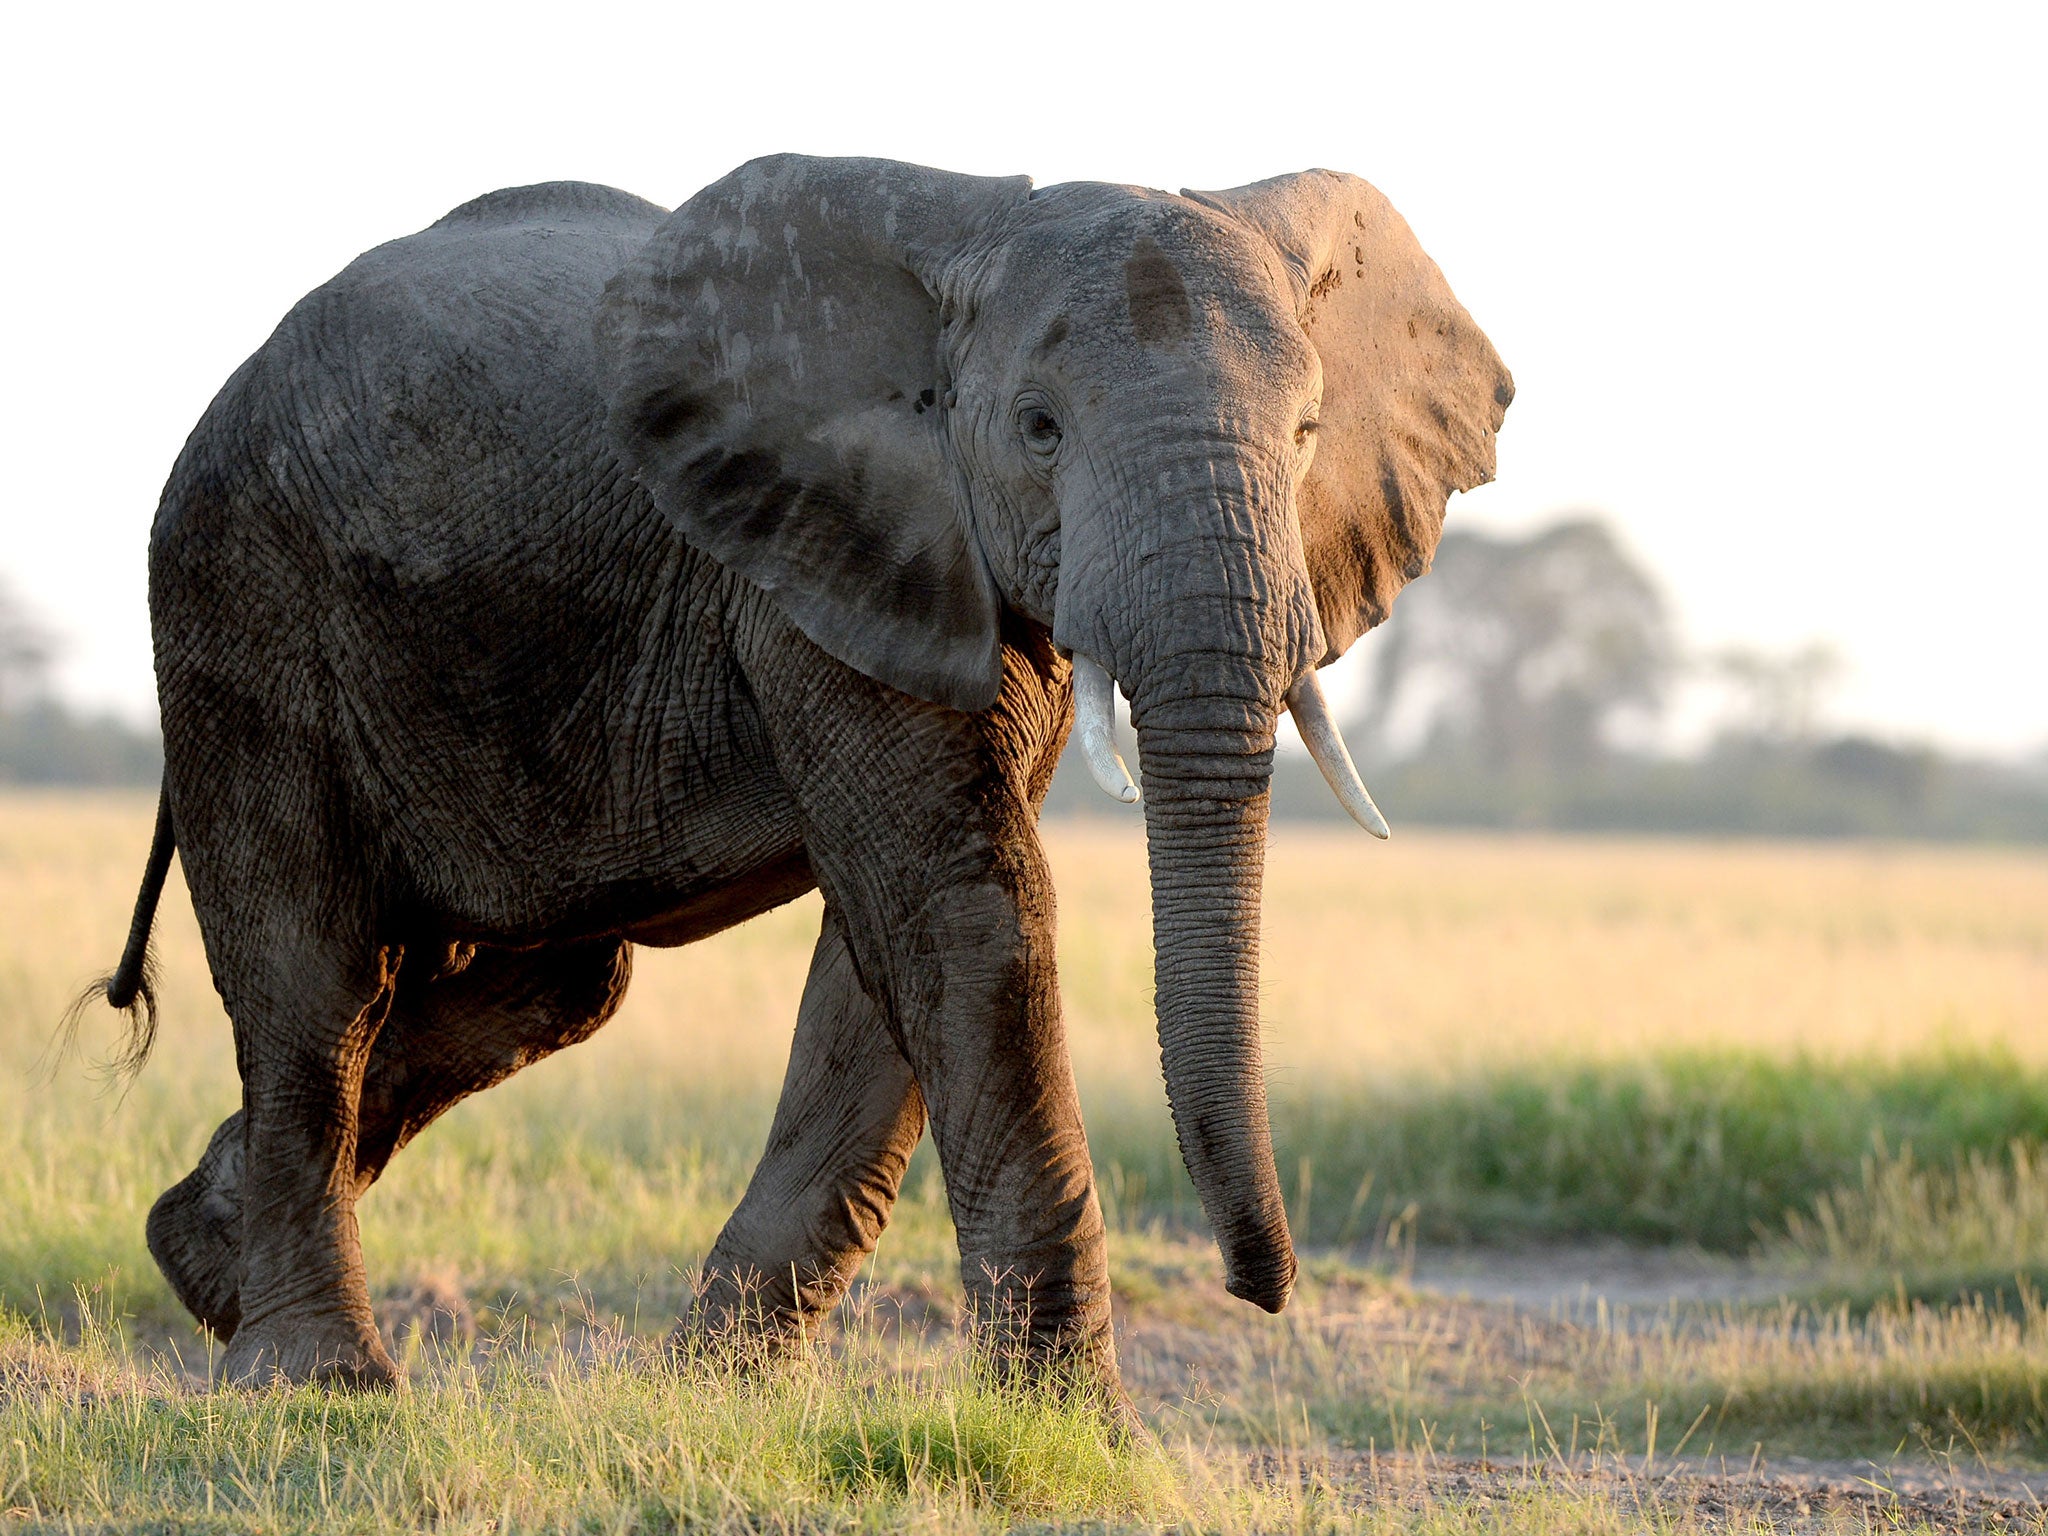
[980,1335,1138,1441]
[1076,1379,1148,1445]
[145,1114,247,1340]
[669,1270,810,1370]
[218,1313,400,1390]
[961,1283,1127,1411]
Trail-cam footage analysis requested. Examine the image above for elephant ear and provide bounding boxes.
[1187,170,1514,660]
[596,155,1032,710]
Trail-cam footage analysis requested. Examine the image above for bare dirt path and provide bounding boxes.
[1121,1246,2048,1532]
[1253,1450,2048,1533]
[1405,1241,1798,1315]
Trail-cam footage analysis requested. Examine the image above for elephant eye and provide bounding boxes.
[1018,403,1063,459]
[1295,415,1320,447]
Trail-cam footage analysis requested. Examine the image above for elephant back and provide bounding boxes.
[147,180,717,881]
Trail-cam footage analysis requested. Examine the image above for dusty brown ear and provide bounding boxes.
[596,155,1033,710]
[1187,170,1513,660]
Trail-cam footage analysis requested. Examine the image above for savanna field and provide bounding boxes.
[5,789,2048,1532]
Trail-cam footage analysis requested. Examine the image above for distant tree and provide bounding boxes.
[1810,734,1938,808]
[1708,640,1845,746]
[1359,515,1676,776]
[0,577,162,785]
[0,580,55,714]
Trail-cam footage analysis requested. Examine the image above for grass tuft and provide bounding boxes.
[1778,1141,2048,1309]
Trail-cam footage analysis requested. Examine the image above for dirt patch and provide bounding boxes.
[1255,1451,2047,1533]
[1405,1241,1796,1315]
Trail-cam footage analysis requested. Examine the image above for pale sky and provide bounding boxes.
[4,1,2042,755]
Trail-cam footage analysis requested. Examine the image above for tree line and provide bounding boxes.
[1055,516,2048,840]
[0,582,162,786]
[8,537,2047,838]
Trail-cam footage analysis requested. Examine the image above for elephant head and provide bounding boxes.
[595,155,1510,1312]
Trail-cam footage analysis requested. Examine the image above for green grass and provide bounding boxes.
[1091,1046,2048,1253]
[0,1304,1183,1533]
[17,1044,2048,1339]
[17,1295,2042,1533]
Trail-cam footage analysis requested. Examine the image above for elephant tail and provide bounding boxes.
[55,779,174,1080]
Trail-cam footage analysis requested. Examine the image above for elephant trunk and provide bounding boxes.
[1127,675,1296,1313]
[1054,438,1322,1313]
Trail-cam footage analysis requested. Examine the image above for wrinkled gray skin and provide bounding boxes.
[119,157,1510,1393]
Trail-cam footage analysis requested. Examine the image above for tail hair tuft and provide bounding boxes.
[49,951,162,1088]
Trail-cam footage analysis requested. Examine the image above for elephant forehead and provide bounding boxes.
[1125,236,1193,351]
[983,190,1311,385]
[1001,186,1274,288]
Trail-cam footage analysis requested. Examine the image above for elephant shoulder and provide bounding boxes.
[163,186,659,571]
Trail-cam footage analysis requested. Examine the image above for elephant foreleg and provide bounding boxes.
[684,904,925,1352]
[738,631,1115,1393]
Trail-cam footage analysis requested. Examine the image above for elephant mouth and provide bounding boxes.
[1070,649,1388,838]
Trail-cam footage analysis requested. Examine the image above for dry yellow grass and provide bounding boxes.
[8,787,2045,1288]
[1054,820,2048,1088]
[8,790,2043,1096]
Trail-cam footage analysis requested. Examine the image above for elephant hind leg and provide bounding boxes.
[686,906,925,1354]
[148,939,631,1347]
[351,937,631,1182]
[147,1114,248,1340]
[210,932,403,1389]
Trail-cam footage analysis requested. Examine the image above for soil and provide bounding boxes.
[1404,1240,1799,1315]
[1253,1450,2047,1533]
[1131,1244,2048,1532]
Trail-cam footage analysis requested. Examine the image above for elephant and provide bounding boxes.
[86,154,1509,1395]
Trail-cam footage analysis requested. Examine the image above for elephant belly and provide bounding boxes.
[388,618,816,951]
[613,845,817,948]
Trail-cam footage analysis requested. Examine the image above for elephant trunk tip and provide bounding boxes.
[1225,1246,1298,1314]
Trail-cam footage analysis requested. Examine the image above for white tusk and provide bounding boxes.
[1287,670,1390,839]
[1072,653,1139,804]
